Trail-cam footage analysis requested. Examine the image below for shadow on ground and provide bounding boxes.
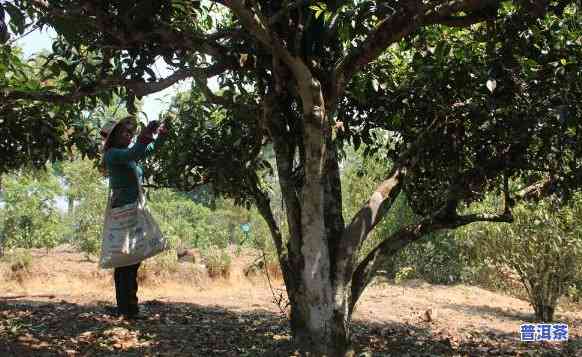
[0,298,576,356]
[447,302,534,322]
[449,302,580,327]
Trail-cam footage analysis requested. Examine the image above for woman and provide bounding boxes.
[100,116,166,319]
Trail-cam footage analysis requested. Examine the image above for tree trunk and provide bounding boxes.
[0,233,4,257]
[261,54,403,355]
[528,276,558,322]
[67,196,74,215]
[533,302,555,322]
[287,281,355,356]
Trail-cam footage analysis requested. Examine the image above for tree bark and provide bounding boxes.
[264,54,358,354]
[535,304,555,322]
[0,233,5,257]
[287,287,355,356]
[294,74,337,353]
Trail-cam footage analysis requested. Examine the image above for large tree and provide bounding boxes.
[2,0,581,354]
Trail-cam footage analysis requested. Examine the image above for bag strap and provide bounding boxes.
[106,186,112,211]
[132,164,146,207]
[101,185,112,239]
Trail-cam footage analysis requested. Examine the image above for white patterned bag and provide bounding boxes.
[99,176,167,269]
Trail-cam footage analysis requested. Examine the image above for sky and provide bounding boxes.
[13,26,193,122]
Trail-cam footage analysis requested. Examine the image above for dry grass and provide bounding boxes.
[137,251,211,286]
[0,246,270,304]
[1,246,581,345]
[0,250,33,284]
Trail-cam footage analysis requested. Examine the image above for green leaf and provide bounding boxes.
[324,12,332,23]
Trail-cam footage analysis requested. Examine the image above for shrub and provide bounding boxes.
[0,168,65,250]
[567,284,581,303]
[68,197,105,260]
[6,251,32,271]
[203,245,232,279]
[460,194,582,322]
[1,251,33,282]
[394,266,416,284]
[148,189,232,250]
[391,232,464,284]
[138,251,180,285]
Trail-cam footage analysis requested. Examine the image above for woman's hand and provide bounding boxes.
[138,121,167,144]
[146,120,168,136]
[145,120,161,133]
[138,121,159,144]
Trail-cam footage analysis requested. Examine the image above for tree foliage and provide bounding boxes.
[0,45,104,174]
[340,6,582,215]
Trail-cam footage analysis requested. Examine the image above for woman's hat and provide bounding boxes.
[100,120,123,151]
[100,116,137,151]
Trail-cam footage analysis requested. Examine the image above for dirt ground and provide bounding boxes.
[0,247,580,356]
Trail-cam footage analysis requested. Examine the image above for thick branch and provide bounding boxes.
[3,61,238,104]
[207,27,246,41]
[270,123,301,230]
[325,143,346,282]
[192,74,231,107]
[269,0,309,25]
[264,92,304,279]
[334,118,447,285]
[226,0,319,107]
[515,177,556,201]
[129,69,193,96]
[3,68,193,103]
[346,168,405,247]
[225,0,299,71]
[334,167,405,287]
[350,201,512,312]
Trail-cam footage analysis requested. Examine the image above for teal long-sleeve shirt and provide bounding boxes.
[104,140,160,208]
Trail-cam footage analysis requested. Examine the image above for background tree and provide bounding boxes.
[0,167,65,252]
[59,158,107,260]
[2,1,582,354]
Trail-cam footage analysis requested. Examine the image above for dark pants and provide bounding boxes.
[114,263,140,316]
